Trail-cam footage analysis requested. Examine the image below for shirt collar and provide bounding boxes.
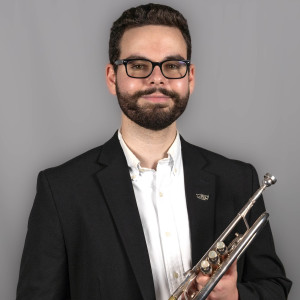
[118,129,182,178]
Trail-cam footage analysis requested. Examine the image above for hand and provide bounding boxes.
[195,260,239,300]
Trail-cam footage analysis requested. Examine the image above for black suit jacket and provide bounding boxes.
[17,133,291,299]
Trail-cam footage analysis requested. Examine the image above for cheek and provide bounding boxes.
[170,80,189,93]
[117,73,143,93]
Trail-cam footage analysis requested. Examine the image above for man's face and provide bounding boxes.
[106,25,195,131]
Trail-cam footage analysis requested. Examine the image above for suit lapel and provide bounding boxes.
[95,133,155,300]
[181,138,217,266]
[95,133,217,297]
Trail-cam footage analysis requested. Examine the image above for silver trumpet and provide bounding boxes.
[169,173,277,300]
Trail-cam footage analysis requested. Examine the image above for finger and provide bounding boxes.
[225,259,237,276]
[195,273,210,291]
[196,273,210,285]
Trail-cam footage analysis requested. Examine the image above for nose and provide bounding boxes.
[147,65,165,85]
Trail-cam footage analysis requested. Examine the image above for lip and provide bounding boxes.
[142,94,170,103]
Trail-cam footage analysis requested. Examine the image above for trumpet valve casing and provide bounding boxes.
[168,174,276,300]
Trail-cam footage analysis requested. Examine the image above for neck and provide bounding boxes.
[120,114,177,170]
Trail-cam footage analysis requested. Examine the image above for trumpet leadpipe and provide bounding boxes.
[168,173,276,300]
[194,212,269,300]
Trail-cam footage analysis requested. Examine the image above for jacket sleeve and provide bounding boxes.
[237,166,292,299]
[16,171,70,300]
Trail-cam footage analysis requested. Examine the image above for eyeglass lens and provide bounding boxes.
[126,60,187,79]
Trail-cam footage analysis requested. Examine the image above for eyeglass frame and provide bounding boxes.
[114,58,191,79]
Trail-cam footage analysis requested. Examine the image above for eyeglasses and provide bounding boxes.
[114,58,190,79]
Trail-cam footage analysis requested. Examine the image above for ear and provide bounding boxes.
[106,63,117,95]
[188,64,195,95]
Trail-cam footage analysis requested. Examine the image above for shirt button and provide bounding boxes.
[165,232,171,237]
[159,192,163,197]
[173,272,179,279]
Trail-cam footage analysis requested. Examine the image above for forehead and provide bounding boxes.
[119,25,187,61]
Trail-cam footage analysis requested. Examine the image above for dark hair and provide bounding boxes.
[109,3,191,66]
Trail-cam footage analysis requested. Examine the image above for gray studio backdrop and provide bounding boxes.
[1,0,299,299]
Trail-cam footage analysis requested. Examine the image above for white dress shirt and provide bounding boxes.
[118,130,191,300]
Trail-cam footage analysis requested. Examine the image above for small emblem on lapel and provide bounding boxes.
[196,193,209,201]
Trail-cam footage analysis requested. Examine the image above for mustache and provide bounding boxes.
[132,87,179,100]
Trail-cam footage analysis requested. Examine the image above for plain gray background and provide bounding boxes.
[1,0,299,299]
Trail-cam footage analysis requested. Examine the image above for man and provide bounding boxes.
[17,3,291,300]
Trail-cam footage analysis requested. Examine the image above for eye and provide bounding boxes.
[167,64,179,69]
[128,60,150,70]
[164,61,182,70]
[131,64,145,69]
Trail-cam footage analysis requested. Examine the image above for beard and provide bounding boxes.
[116,84,190,131]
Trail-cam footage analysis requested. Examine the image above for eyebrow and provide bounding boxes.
[124,54,187,61]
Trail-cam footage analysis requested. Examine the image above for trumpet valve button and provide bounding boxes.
[216,241,227,255]
[208,250,219,264]
[200,260,212,275]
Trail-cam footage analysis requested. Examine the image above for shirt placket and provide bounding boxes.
[155,163,185,294]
